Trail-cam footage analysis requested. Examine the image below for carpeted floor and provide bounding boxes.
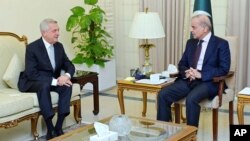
[33,91,250,141]
[82,92,250,116]
[34,122,88,141]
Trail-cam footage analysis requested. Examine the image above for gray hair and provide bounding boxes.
[40,18,57,32]
[192,14,212,31]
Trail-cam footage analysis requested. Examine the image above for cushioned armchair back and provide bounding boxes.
[224,36,238,91]
[0,32,27,88]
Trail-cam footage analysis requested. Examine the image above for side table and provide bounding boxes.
[71,71,99,115]
[117,79,174,117]
[237,87,250,124]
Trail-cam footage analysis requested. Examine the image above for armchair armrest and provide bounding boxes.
[213,71,234,82]
[213,71,234,107]
[169,71,234,107]
[170,71,234,80]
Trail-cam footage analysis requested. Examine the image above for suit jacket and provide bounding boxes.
[18,38,75,92]
[178,35,231,93]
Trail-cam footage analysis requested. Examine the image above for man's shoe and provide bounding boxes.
[56,129,64,136]
[46,130,57,140]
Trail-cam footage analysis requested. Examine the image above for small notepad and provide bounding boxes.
[239,87,250,95]
[136,79,167,85]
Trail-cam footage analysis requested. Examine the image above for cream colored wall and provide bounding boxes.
[0,0,83,59]
[0,0,139,80]
[0,0,228,80]
[114,0,140,79]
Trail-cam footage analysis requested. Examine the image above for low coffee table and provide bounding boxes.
[50,116,197,141]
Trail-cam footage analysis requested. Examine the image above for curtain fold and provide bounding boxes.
[139,0,186,72]
[227,0,250,91]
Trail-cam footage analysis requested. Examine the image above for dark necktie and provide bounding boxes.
[192,40,204,69]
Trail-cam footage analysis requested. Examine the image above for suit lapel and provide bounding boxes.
[38,38,54,70]
[203,36,216,65]
[53,44,59,70]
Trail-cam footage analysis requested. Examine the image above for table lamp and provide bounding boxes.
[129,9,165,75]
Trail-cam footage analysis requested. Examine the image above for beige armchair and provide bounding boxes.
[173,36,238,141]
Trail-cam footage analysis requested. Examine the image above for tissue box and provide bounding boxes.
[90,131,118,141]
[150,73,161,83]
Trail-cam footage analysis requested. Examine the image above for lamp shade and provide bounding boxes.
[129,12,165,39]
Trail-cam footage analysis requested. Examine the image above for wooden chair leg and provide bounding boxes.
[174,104,187,123]
[31,113,39,140]
[212,109,218,141]
[229,101,234,124]
[174,103,181,123]
[73,99,82,123]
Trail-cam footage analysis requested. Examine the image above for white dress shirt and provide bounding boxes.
[196,32,212,70]
[42,38,71,86]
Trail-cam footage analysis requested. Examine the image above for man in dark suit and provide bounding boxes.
[157,14,231,127]
[18,18,75,139]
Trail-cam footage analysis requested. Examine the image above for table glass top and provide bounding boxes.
[51,116,196,141]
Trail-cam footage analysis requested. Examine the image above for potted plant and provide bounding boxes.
[66,0,114,68]
[66,0,116,91]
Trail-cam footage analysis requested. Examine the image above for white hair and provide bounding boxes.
[40,18,57,32]
[192,11,211,18]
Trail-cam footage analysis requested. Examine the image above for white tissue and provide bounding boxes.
[161,64,178,78]
[94,122,110,137]
[150,73,161,83]
[167,64,178,74]
[90,122,118,141]
[90,131,118,141]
